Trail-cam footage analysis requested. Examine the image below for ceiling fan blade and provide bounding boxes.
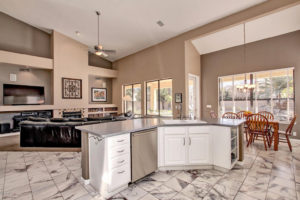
[100,51,108,57]
[101,49,116,54]
[95,50,108,57]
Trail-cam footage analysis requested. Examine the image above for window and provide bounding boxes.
[219,68,294,122]
[146,79,172,116]
[123,84,141,115]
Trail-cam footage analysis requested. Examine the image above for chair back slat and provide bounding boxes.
[246,114,269,133]
[286,115,297,135]
[237,111,247,119]
[222,112,239,119]
[258,111,274,120]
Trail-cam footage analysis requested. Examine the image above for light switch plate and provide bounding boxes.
[9,74,17,81]
[206,105,212,108]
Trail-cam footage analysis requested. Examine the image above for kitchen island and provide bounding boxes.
[76,118,244,198]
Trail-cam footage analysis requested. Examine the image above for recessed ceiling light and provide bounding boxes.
[75,31,80,36]
[156,20,164,27]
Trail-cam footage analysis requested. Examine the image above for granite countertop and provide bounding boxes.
[76,117,245,138]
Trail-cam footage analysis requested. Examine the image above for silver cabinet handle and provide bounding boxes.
[183,138,185,145]
[117,150,125,153]
[118,170,125,174]
[117,139,124,142]
[189,137,191,145]
[118,160,125,164]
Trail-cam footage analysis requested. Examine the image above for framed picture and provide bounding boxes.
[175,93,182,103]
[62,78,82,99]
[92,88,107,102]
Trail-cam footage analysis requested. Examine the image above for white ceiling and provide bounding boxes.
[191,4,300,55]
[0,0,266,61]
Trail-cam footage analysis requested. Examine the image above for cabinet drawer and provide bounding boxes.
[108,164,130,192]
[109,153,130,169]
[107,134,130,148]
[108,144,130,158]
[188,126,210,134]
[164,127,186,135]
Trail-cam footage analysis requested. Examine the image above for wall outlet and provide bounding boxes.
[206,105,212,109]
[9,73,17,81]
[293,132,297,136]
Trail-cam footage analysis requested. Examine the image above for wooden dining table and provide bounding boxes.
[269,120,279,151]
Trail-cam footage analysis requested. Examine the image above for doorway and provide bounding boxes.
[188,74,200,119]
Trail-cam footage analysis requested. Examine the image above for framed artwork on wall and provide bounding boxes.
[62,78,82,99]
[175,93,182,103]
[91,88,107,102]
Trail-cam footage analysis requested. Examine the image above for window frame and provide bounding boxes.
[218,67,295,123]
[145,78,173,117]
[122,83,142,115]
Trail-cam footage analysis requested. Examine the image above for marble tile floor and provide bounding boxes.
[0,140,300,200]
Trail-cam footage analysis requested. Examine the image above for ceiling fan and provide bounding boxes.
[94,11,116,57]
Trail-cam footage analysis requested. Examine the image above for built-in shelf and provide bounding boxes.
[88,65,118,78]
[0,132,20,138]
[0,104,118,113]
[0,50,53,70]
[87,104,118,118]
[0,105,55,112]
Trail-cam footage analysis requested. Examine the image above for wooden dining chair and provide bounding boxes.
[258,111,274,120]
[246,114,270,151]
[270,115,296,152]
[237,111,249,142]
[222,112,239,119]
[258,111,274,139]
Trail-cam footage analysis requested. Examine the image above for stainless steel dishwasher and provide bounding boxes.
[131,128,157,182]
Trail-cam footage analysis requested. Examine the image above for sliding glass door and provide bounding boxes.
[123,83,142,116]
[146,79,172,117]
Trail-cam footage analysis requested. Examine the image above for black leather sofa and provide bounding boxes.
[20,116,129,148]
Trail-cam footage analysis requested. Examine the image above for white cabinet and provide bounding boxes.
[188,134,210,164]
[89,133,131,198]
[158,126,212,167]
[164,135,186,165]
[211,126,239,169]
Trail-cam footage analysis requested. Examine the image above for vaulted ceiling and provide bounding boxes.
[191,4,300,55]
[0,0,266,61]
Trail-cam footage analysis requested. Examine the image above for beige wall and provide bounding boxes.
[52,31,89,109]
[52,31,115,110]
[112,0,300,118]
[88,75,112,104]
[201,30,300,138]
[0,12,51,58]
[0,63,53,105]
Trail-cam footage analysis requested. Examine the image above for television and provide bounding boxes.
[3,84,45,105]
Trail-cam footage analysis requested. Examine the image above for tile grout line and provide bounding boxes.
[232,147,260,199]
[292,153,298,200]
[38,152,65,200]
[61,152,93,197]
[1,152,8,199]
[22,152,35,200]
[264,152,275,200]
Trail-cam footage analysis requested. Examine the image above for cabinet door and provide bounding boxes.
[188,134,210,164]
[164,135,186,166]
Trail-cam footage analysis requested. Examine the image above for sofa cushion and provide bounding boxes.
[50,118,69,122]
[28,117,49,122]
[69,118,87,122]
